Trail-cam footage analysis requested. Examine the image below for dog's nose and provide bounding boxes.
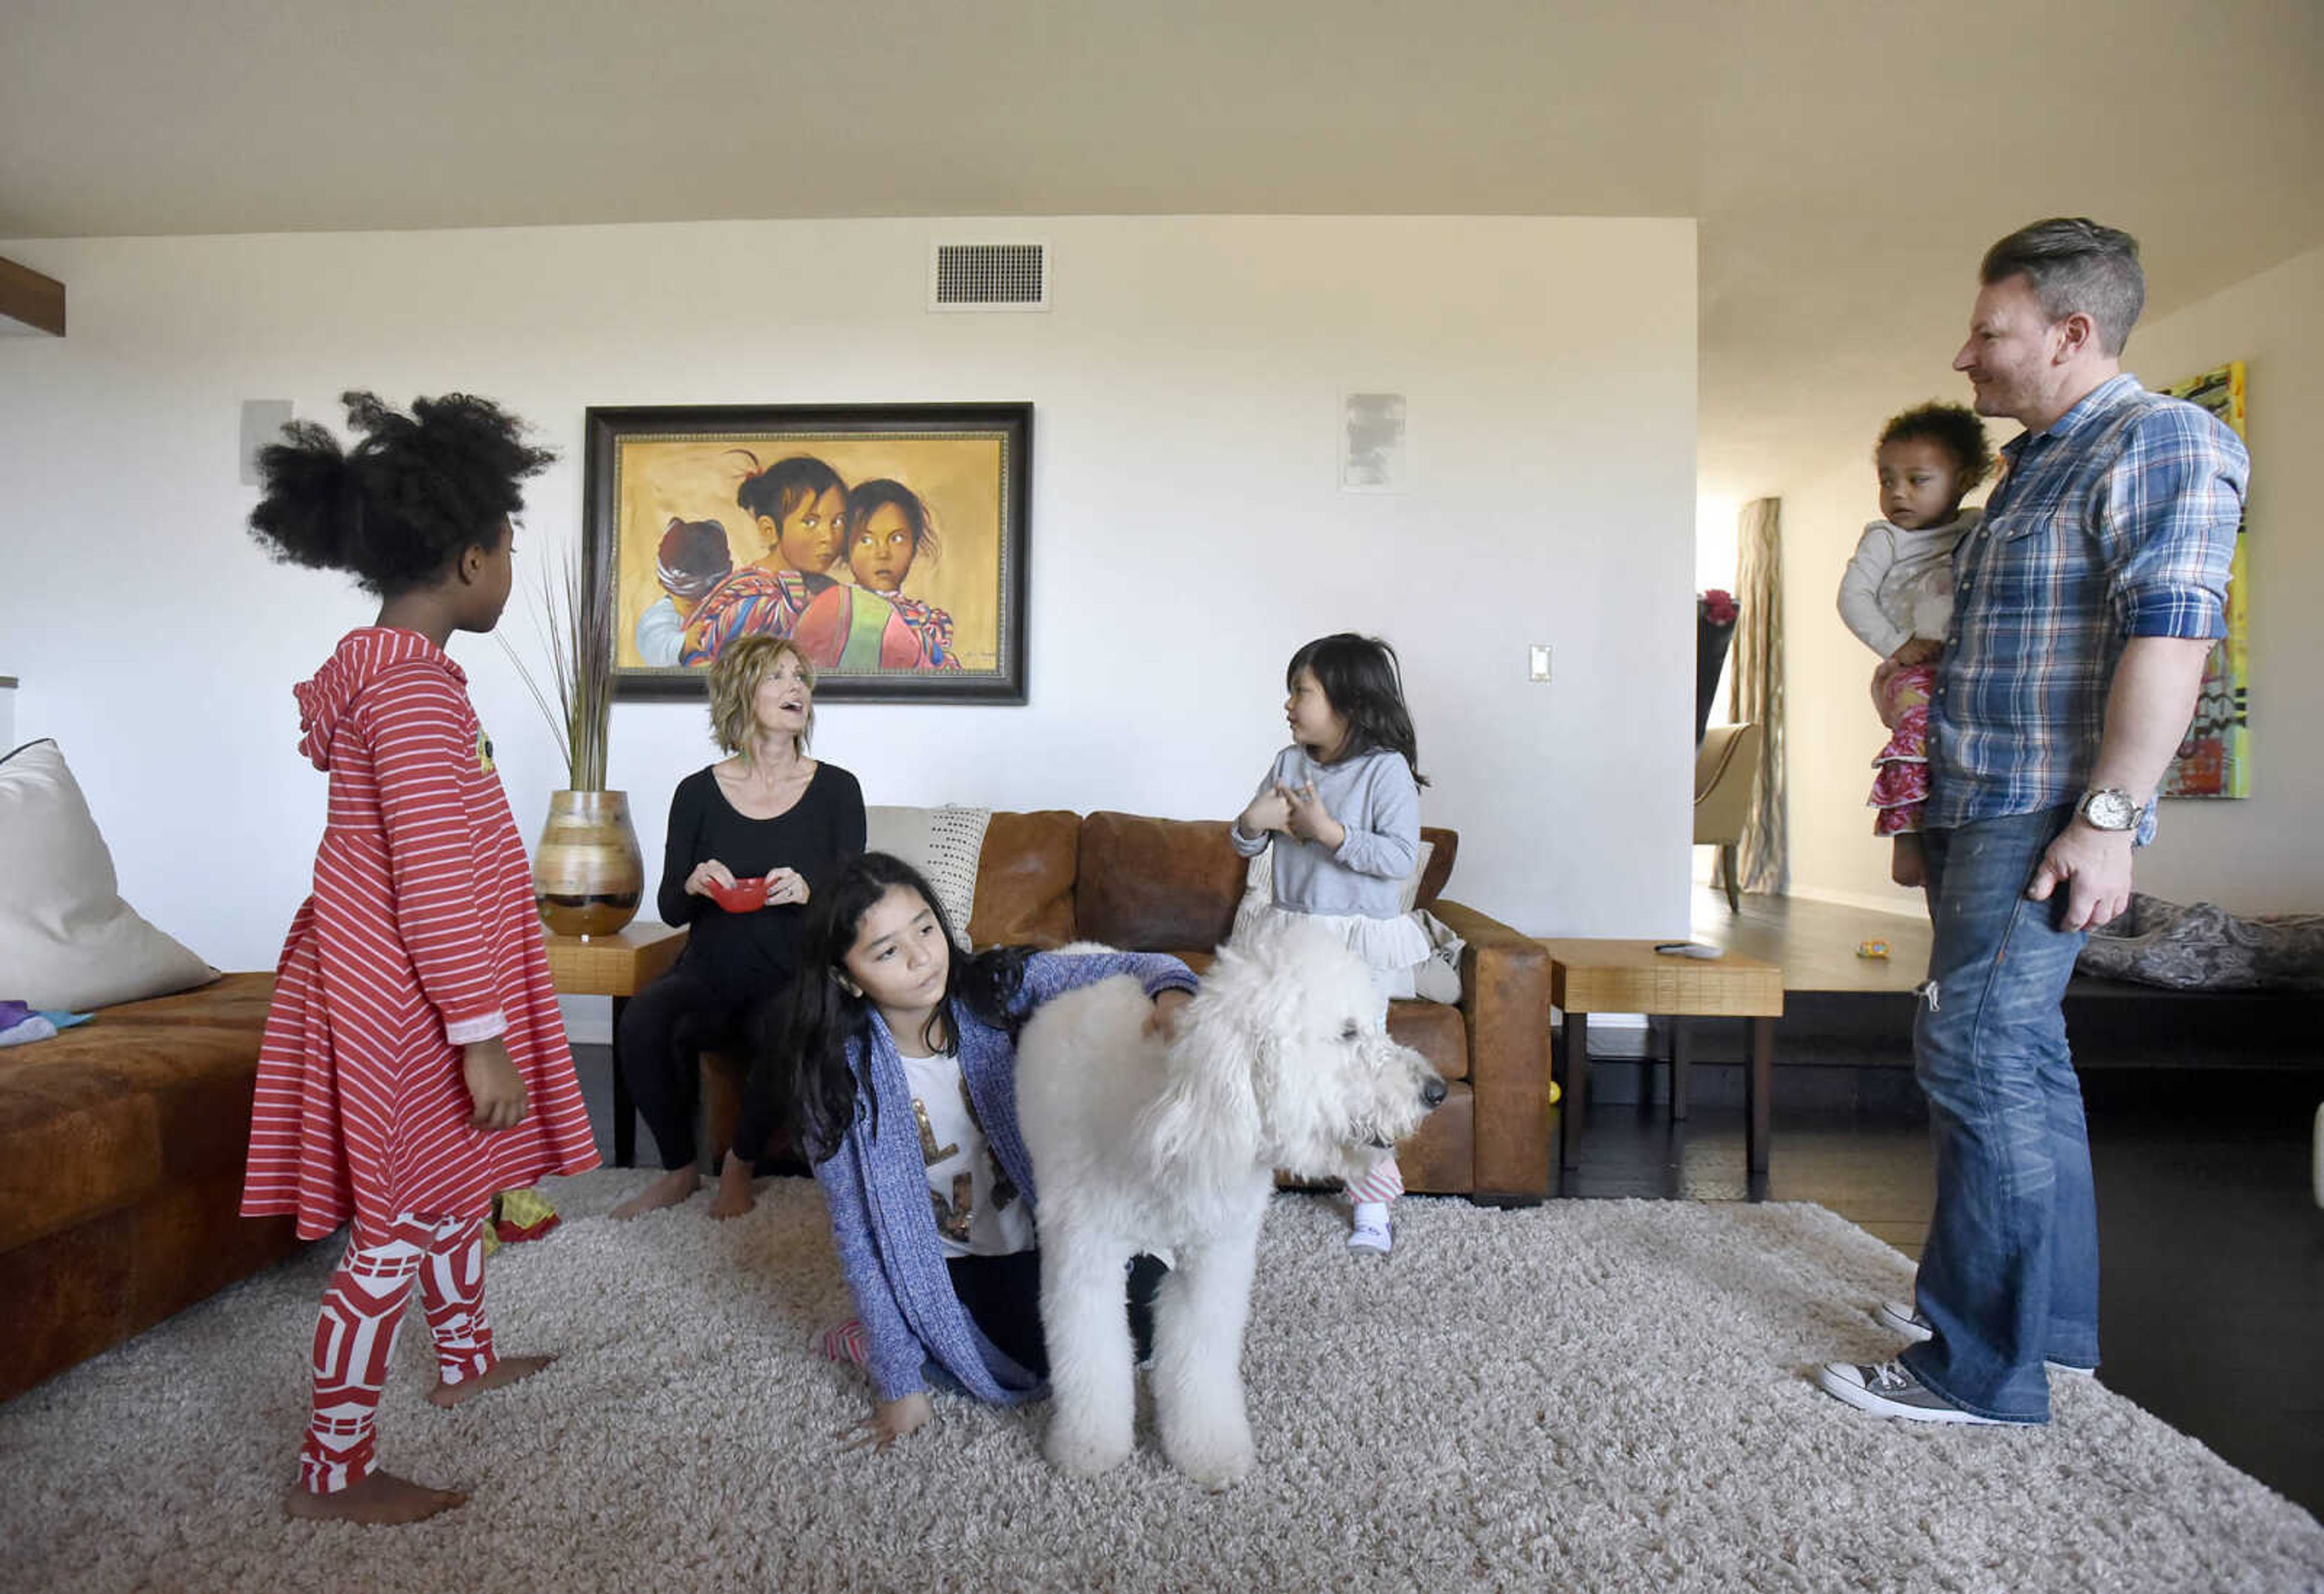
[1421,1077,1447,1109]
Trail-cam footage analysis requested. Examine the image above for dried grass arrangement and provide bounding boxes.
[501,543,614,791]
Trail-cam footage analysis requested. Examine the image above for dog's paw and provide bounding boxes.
[1167,1432,1253,1491]
[1161,1413,1253,1490]
[1044,1420,1133,1477]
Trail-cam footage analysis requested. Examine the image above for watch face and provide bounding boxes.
[2084,789,2137,830]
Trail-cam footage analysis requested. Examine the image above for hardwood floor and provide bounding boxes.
[1688,883,1931,996]
[1560,1092,1936,1251]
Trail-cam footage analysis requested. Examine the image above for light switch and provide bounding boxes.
[239,400,294,486]
[1529,645,1552,682]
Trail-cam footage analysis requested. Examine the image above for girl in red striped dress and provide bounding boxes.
[241,392,601,1525]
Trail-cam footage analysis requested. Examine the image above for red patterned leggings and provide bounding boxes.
[300,1213,497,1495]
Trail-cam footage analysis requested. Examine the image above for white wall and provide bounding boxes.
[1769,243,2324,916]
[2099,245,2323,914]
[0,215,1699,1012]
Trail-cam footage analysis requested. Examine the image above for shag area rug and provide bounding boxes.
[3,1172,2319,1594]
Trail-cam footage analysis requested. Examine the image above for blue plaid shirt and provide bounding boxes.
[1925,374,2247,841]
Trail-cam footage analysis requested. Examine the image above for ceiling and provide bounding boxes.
[5,0,2318,498]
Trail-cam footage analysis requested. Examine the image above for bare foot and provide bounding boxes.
[428,1353,555,1409]
[283,1469,466,1525]
[1890,835,1926,888]
[708,1150,757,1221]
[610,1167,699,1220]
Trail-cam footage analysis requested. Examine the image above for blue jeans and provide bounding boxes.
[1900,806,2101,1423]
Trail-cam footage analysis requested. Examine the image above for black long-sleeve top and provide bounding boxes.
[657,761,866,1002]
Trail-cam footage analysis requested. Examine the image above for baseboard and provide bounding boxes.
[1553,1010,1652,1057]
[559,995,612,1046]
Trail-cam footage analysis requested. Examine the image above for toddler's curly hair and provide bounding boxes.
[1877,401,1994,485]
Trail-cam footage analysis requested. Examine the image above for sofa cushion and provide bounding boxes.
[0,1059,157,1253]
[1075,812,1244,953]
[1397,1081,1475,1193]
[1387,997,1471,1084]
[0,740,218,1010]
[967,811,1082,947]
[0,973,275,1251]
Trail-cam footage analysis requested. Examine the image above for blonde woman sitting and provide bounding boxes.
[611,636,865,1219]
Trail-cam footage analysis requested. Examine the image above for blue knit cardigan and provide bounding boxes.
[812,949,1198,1404]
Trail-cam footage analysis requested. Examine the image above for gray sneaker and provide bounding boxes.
[1873,1299,2096,1377]
[1875,1298,1932,1342]
[1815,1359,2016,1424]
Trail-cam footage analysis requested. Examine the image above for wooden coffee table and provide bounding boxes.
[1536,938,1785,1180]
[542,923,688,1168]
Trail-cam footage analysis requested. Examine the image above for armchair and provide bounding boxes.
[1694,722,1764,912]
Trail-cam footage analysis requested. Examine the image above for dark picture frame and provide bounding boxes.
[584,403,1032,703]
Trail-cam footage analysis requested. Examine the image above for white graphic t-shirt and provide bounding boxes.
[901,1048,1033,1259]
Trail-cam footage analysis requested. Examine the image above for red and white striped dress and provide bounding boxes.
[243,627,599,1244]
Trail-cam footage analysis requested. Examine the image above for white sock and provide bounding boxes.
[1348,1202,1392,1253]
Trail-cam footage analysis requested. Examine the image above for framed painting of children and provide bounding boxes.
[584,403,1032,703]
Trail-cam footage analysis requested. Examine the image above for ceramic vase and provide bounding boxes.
[533,790,643,937]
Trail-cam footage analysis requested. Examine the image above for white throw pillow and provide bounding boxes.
[0,740,218,1010]
[862,805,994,949]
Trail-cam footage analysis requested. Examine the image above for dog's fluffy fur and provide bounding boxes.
[1017,918,1444,1487]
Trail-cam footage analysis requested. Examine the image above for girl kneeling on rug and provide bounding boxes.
[764,852,1196,1450]
[241,392,602,1525]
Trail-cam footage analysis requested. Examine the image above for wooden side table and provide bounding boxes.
[1537,939,1785,1179]
[543,923,688,1168]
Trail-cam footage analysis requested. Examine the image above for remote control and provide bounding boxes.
[1653,941,1725,959]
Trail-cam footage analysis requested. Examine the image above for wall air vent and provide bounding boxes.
[928,241,1049,312]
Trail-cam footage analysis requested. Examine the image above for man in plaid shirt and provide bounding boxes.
[1819,219,2248,1427]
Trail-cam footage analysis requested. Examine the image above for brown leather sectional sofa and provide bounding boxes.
[0,973,306,1401]
[959,810,1552,1203]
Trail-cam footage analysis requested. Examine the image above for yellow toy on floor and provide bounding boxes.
[479,1187,562,1258]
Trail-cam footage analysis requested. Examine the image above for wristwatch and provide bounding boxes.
[2077,786,2139,832]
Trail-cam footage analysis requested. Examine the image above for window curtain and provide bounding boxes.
[1730,497,1787,894]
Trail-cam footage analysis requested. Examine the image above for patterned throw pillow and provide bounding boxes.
[863,805,994,949]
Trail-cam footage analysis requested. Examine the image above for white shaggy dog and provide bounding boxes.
[1016,918,1445,1487]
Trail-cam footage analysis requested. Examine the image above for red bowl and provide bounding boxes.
[707,877,767,913]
